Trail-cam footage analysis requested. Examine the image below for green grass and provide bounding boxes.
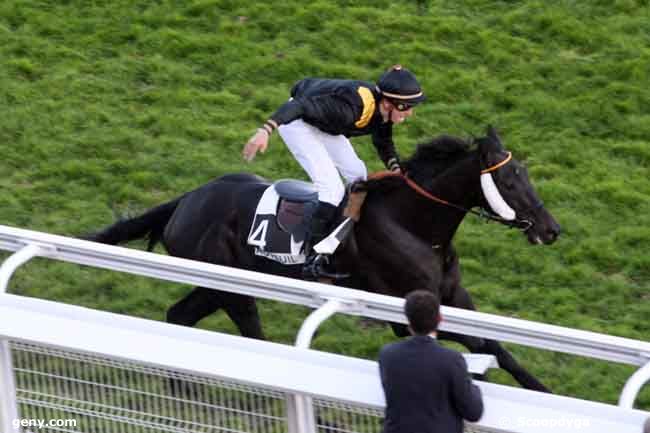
[1,0,649,409]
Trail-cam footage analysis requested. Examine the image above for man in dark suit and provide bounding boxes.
[379,290,484,433]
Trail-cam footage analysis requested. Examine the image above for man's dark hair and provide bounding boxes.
[404,290,440,335]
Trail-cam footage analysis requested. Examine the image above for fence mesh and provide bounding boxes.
[11,341,505,433]
[12,341,287,433]
[314,398,383,433]
[313,397,503,433]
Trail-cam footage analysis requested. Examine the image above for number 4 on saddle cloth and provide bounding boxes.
[246,180,357,266]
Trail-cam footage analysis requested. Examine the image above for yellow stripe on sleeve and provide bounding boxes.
[355,87,375,128]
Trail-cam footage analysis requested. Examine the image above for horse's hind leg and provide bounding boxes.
[439,285,551,393]
[220,291,265,340]
[167,287,264,339]
[165,286,226,397]
[167,286,224,327]
[202,216,265,340]
[165,287,264,396]
[178,217,265,340]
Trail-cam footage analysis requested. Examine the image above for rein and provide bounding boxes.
[368,153,533,230]
[369,170,499,222]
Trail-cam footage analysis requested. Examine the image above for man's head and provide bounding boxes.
[404,290,441,336]
[377,65,425,124]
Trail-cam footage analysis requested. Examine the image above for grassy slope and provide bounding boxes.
[1,0,648,407]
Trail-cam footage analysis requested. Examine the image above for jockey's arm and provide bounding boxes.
[267,93,357,133]
[372,122,401,172]
[243,93,357,161]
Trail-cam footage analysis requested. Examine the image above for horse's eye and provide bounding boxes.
[496,174,514,190]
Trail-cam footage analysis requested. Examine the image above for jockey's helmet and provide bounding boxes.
[376,65,426,111]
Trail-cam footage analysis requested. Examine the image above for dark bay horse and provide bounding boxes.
[87,126,560,392]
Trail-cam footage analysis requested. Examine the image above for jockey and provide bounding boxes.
[242,65,426,271]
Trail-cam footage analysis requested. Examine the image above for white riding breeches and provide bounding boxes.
[278,119,368,206]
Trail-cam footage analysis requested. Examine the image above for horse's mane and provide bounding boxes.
[365,135,473,192]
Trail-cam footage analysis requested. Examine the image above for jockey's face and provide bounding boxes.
[390,105,413,123]
[381,98,415,124]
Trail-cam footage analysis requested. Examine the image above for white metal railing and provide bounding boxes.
[0,225,649,418]
[0,225,648,367]
[0,293,648,433]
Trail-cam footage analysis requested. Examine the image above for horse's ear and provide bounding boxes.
[483,125,504,153]
[487,125,499,141]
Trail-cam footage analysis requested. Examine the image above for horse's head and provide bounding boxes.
[475,126,561,245]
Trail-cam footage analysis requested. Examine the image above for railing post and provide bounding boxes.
[0,338,19,433]
[287,390,317,433]
[618,359,650,409]
[295,299,344,349]
[287,299,347,433]
[0,244,45,433]
[0,244,44,293]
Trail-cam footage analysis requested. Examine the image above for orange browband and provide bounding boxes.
[480,152,512,174]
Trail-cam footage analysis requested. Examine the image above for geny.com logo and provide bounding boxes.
[13,418,78,430]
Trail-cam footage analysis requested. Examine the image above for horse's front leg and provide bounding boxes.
[359,271,411,337]
[360,254,443,338]
[438,247,550,392]
[343,212,445,337]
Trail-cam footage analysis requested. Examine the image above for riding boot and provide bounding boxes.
[308,201,337,251]
[303,201,337,279]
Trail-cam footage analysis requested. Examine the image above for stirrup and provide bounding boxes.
[302,254,350,281]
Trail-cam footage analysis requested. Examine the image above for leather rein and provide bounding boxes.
[369,153,539,231]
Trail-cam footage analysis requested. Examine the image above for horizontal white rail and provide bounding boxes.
[0,224,649,369]
[0,293,647,433]
[0,292,493,389]
[0,293,381,405]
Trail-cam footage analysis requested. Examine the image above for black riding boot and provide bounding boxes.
[308,201,337,250]
[303,201,337,279]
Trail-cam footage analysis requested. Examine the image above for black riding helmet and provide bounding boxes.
[376,65,426,111]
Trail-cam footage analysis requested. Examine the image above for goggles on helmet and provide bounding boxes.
[390,100,416,111]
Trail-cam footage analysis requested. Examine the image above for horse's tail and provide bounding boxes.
[84,197,182,251]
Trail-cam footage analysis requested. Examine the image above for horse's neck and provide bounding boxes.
[429,151,481,209]
[357,154,482,248]
[415,152,482,245]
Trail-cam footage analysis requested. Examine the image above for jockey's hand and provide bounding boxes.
[242,129,269,162]
[387,157,402,174]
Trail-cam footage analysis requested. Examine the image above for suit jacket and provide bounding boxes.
[379,335,484,433]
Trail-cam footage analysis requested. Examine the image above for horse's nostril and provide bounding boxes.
[548,226,560,240]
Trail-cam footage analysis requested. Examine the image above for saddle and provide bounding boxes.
[247,179,366,268]
[247,180,320,264]
[275,180,319,237]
